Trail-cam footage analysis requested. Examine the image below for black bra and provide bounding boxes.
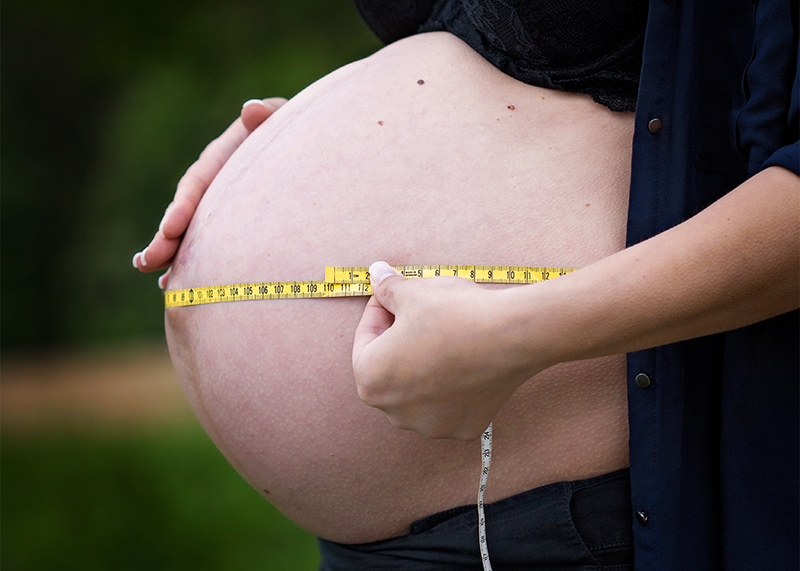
[354,0,647,112]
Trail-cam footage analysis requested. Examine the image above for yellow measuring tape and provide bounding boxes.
[165,265,576,308]
[164,263,577,571]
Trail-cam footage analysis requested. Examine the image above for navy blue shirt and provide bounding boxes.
[356,0,800,567]
[628,0,798,569]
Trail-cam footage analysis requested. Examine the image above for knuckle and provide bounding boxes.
[377,285,394,306]
[354,377,383,408]
[176,170,201,192]
[198,137,222,159]
[388,415,414,433]
[167,201,191,224]
[376,274,408,302]
[426,425,453,440]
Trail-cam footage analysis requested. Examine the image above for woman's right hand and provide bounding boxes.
[132,97,287,289]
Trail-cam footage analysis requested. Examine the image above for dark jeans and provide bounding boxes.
[318,468,634,570]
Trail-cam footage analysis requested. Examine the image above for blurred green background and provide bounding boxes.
[2,0,380,350]
[2,0,381,568]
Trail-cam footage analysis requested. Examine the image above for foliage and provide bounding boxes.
[1,0,382,349]
[1,424,321,570]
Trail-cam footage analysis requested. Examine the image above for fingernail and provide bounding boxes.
[158,272,168,291]
[242,98,266,109]
[140,248,148,267]
[369,261,400,285]
[132,252,141,269]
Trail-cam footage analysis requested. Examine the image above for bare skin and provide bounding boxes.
[133,97,288,287]
[157,32,635,544]
[356,165,800,439]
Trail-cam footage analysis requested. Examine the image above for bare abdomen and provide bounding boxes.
[166,32,633,543]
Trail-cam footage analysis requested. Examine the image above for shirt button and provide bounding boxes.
[635,373,651,389]
[648,118,663,133]
[635,511,649,525]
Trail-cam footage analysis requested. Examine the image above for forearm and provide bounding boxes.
[510,165,800,368]
[354,166,798,439]
[507,168,800,364]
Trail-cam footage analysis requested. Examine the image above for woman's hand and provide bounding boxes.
[352,170,799,442]
[352,262,543,441]
[132,97,287,288]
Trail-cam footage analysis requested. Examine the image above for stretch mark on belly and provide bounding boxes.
[165,265,555,569]
[164,264,577,308]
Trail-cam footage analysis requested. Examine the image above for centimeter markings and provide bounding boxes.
[479,422,494,571]
[163,265,558,570]
[165,265,577,308]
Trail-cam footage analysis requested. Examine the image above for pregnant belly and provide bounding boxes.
[165,32,633,544]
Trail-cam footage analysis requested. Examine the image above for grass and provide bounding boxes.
[1,423,321,570]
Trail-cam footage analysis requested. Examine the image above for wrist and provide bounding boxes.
[493,279,571,379]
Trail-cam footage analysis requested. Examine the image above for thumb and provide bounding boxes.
[368,261,407,314]
[351,262,406,359]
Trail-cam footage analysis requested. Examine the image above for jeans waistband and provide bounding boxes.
[318,468,633,571]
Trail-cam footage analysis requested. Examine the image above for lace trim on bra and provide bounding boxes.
[353,0,647,112]
[419,0,646,112]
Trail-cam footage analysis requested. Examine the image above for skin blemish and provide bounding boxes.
[263,489,270,495]
[378,121,384,126]
[585,203,591,207]
[178,245,193,267]
[507,105,515,110]
[417,79,425,85]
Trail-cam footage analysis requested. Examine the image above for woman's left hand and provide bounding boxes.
[352,262,542,440]
[132,97,287,288]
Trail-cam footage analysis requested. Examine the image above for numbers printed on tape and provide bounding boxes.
[163,263,576,571]
[165,265,576,308]
[479,422,494,571]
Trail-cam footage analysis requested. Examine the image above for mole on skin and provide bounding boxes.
[165,32,634,545]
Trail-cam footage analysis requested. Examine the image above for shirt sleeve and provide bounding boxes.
[736,0,799,177]
[761,14,799,177]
